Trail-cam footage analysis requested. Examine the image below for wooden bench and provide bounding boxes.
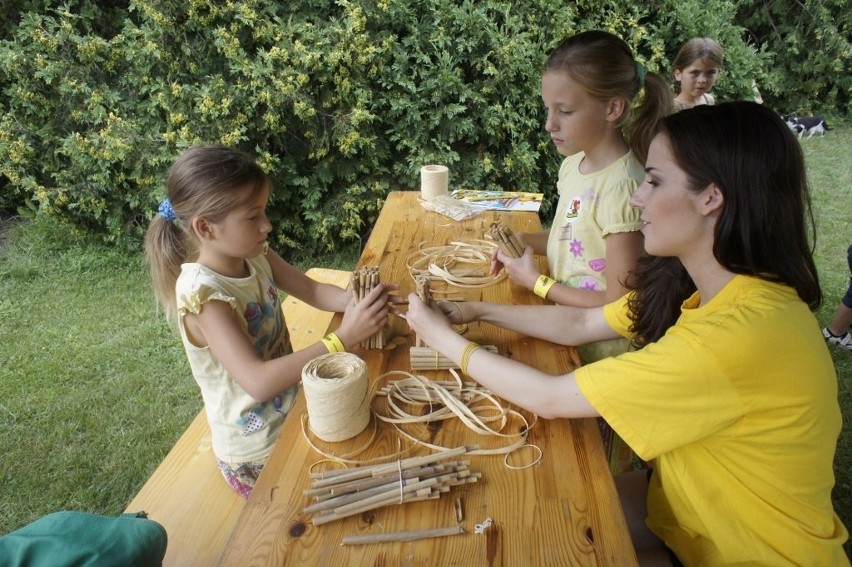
[125,268,351,567]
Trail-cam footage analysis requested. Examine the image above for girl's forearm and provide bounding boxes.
[544,283,608,308]
[308,283,350,312]
[519,230,550,255]
[240,342,329,402]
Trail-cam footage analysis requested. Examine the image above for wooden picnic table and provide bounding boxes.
[218,191,637,566]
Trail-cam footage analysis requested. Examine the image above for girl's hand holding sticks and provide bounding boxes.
[490,246,540,291]
[335,283,401,348]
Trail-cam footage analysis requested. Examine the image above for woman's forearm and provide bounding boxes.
[430,332,598,419]
[465,302,614,346]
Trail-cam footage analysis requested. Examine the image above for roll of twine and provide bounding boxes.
[421,164,449,200]
[302,352,371,442]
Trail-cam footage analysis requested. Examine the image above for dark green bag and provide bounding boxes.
[0,511,167,566]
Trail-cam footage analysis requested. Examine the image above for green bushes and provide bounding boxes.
[737,0,851,116]
[0,0,847,255]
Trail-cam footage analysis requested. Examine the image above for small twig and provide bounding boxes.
[341,525,465,545]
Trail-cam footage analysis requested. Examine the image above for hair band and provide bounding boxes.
[635,61,646,88]
[158,198,177,222]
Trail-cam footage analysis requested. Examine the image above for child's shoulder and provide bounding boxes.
[558,152,585,176]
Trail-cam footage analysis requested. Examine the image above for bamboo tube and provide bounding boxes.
[304,449,480,525]
[341,525,465,545]
[305,463,451,499]
[488,222,524,258]
[351,266,386,350]
[409,345,498,370]
[306,463,466,508]
[308,445,472,483]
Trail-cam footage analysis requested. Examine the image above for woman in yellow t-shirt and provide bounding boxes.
[404,102,848,566]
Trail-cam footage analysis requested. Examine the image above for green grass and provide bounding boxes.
[1,125,850,560]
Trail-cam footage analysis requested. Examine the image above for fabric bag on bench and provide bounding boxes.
[0,511,167,566]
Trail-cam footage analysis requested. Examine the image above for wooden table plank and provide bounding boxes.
[219,191,637,566]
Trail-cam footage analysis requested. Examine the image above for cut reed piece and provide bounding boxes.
[341,525,465,545]
[304,446,481,526]
[406,239,506,290]
[350,266,385,349]
[410,345,498,371]
[487,221,525,258]
[414,275,431,347]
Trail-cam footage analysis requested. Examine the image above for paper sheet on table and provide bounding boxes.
[418,194,485,221]
[450,189,543,212]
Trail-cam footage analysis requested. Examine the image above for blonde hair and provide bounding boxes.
[144,145,269,320]
[545,30,674,164]
[673,37,724,76]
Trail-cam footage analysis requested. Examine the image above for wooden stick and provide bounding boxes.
[488,222,523,258]
[308,445,472,483]
[341,526,465,545]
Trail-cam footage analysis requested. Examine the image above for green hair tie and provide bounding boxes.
[635,61,646,88]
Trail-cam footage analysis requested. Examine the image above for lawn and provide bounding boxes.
[0,123,850,560]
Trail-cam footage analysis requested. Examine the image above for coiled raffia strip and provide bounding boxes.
[407,239,506,290]
[371,369,539,459]
[300,369,539,468]
[302,352,372,442]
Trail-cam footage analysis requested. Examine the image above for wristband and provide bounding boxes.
[321,332,346,354]
[460,341,483,376]
[533,275,557,299]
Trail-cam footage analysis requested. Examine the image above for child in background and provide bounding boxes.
[144,145,396,498]
[490,30,672,472]
[822,244,852,350]
[407,102,849,566]
[672,37,723,111]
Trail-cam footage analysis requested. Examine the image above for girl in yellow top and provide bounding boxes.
[405,102,848,566]
[493,30,672,308]
[491,30,671,364]
[491,31,674,472]
[145,146,398,498]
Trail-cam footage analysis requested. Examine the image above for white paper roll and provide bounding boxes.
[420,165,449,200]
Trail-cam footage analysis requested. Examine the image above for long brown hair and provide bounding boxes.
[628,101,821,347]
[144,145,269,320]
[545,30,674,164]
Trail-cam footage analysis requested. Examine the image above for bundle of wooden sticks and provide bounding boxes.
[303,445,480,526]
[351,266,385,349]
[410,345,498,370]
[488,221,525,258]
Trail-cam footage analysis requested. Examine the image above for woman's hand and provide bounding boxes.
[492,247,540,290]
[405,293,458,346]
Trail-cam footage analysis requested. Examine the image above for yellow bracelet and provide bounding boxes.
[321,332,346,354]
[533,275,557,299]
[460,341,483,376]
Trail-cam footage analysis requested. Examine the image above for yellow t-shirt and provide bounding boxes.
[177,256,296,463]
[546,152,643,363]
[576,276,849,566]
[545,151,643,290]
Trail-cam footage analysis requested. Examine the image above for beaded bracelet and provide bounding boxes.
[321,332,346,354]
[533,275,557,299]
[460,341,483,376]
